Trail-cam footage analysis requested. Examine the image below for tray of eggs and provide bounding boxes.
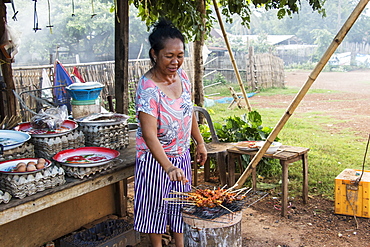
[0,158,51,175]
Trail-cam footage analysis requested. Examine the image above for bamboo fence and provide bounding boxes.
[12,59,193,121]
[246,53,285,89]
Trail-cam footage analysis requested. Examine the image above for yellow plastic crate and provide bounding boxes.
[335,169,370,218]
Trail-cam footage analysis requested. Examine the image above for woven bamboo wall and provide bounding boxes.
[12,59,193,121]
[246,53,285,90]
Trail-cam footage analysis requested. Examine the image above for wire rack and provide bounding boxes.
[157,185,269,224]
[181,190,268,220]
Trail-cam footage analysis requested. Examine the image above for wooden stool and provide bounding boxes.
[227,145,310,216]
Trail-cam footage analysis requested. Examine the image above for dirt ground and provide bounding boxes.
[128,69,370,247]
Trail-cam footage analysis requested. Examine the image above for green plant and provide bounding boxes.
[198,110,280,178]
[127,101,137,123]
[210,110,277,143]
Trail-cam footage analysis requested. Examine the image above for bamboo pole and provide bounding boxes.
[235,0,370,189]
[212,0,252,112]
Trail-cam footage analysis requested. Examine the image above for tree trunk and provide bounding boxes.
[114,0,129,114]
[0,0,16,121]
[183,211,242,247]
[193,0,206,107]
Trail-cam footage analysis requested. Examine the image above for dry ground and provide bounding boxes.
[129,69,370,247]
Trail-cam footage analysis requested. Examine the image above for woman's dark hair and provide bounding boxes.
[148,18,185,65]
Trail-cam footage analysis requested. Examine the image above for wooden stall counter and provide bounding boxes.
[0,132,137,247]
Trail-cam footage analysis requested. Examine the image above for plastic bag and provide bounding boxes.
[0,24,21,61]
[30,105,68,130]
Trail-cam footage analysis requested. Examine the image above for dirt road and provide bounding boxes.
[242,69,370,247]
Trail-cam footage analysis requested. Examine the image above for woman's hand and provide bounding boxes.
[195,143,207,166]
[166,166,188,184]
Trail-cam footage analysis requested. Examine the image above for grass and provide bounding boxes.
[204,84,368,200]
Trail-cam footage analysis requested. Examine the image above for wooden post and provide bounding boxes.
[0,0,16,120]
[248,46,255,91]
[115,179,128,217]
[193,0,206,107]
[114,0,129,114]
[235,0,370,189]
[212,0,252,112]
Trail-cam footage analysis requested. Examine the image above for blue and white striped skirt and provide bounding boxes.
[134,150,192,234]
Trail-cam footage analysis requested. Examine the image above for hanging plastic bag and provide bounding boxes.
[0,24,21,62]
[30,105,68,130]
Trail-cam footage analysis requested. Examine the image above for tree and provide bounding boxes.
[129,0,325,106]
[7,0,115,65]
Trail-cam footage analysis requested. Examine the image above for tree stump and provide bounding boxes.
[183,211,242,247]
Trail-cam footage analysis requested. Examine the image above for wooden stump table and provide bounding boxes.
[227,145,310,216]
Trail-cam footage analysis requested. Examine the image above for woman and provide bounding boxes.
[134,19,207,247]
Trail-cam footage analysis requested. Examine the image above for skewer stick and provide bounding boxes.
[226,183,238,192]
[219,204,234,214]
[231,187,247,193]
[242,188,253,196]
[234,187,248,196]
[163,198,190,201]
[167,202,196,205]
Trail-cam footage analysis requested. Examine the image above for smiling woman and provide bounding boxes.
[133,18,207,247]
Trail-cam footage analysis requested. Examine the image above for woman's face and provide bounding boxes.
[152,38,184,76]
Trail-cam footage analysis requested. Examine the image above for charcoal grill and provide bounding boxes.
[161,185,268,223]
[181,189,268,221]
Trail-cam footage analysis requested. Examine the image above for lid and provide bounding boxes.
[66,82,104,90]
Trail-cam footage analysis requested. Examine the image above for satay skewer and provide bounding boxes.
[163,197,191,201]
[167,202,196,205]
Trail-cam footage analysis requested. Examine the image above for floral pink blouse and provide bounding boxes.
[135,68,193,160]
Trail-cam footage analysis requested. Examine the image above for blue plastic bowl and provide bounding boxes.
[66,87,103,101]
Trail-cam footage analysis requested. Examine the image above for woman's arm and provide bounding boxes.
[139,111,187,183]
[191,112,208,166]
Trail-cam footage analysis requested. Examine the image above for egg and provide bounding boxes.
[37,158,46,165]
[36,161,45,169]
[27,161,37,166]
[16,162,26,169]
[26,164,37,171]
[15,163,27,172]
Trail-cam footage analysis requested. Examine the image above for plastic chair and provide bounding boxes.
[193,106,235,186]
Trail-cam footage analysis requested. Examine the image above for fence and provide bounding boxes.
[12,59,193,121]
[204,52,285,90]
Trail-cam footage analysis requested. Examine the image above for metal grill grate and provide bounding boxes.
[181,190,268,220]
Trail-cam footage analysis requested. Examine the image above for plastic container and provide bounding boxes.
[71,99,100,119]
[66,87,103,101]
[335,168,370,218]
